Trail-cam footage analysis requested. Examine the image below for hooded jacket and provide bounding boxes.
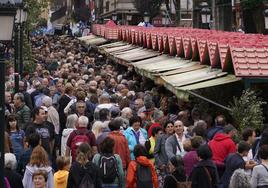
[22,165,54,188]
[126,156,159,188]
[208,133,236,165]
[54,170,69,188]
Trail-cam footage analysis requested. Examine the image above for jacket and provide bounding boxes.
[15,104,31,130]
[92,153,125,187]
[22,165,54,188]
[154,134,169,168]
[61,128,74,156]
[124,127,148,160]
[54,170,69,188]
[108,131,131,169]
[67,161,101,188]
[5,168,23,188]
[183,150,199,177]
[126,156,159,188]
[190,159,220,188]
[165,134,190,160]
[163,169,187,188]
[208,133,236,165]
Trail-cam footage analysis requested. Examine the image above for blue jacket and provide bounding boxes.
[124,127,148,160]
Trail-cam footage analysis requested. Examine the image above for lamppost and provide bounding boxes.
[200,6,211,29]
[126,10,132,25]
[144,11,150,27]
[0,1,17,187]
[264,8,268,30]
[112,12,117,23]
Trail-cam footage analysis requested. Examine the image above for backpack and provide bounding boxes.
[99,154,119,184]
[79,167,95,188]
[71,130,90,160]
[136,162,153,188]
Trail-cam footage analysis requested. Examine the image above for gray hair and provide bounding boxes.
[42,96,53,107]
[5,153,17,170]
[121,107,132,118]
[14,92,25,102]
[66,114,78,128]
[229,169,251,188]
[78,116,89,127]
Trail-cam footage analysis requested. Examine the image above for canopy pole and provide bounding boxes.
[187,90,231,111]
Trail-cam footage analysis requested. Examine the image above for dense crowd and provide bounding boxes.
[3,35,268,188]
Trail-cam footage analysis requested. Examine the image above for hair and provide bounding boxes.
[237,141,251,153]
[76,143,93,166]
[99,137,115,154]
[42,96,52,107]
[197,144,212,160]
[6,114,19,133]
[5,153,17,170]
[192,124,207,139]
[242,127,255,141]
[151,126,162,137]
[259,145,268,160]
[121,107,132,118]
[64,84,74,95]
[27,133,41,148]
[14,92,25,102]
[129,116,142,127]
[108,117,123,131]
[56,156,70,170]
[169,156,186,180]
[66,114,78,128]
[163,120,174,132]
[133,144,148,158]
[99,108,110,122]
[32,170,48,182]
[215,115,226,127]
[31,107,44,120]
[223,124,236,134]
[78,116,89,127]
[229,169,251,188]
[29,145,50,167]
[92,121,105,138]
[190,136,204,149]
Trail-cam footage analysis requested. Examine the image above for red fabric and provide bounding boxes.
[148,123,161,138]
[126,156,159,188]
[208,133,236,165]
[108,131,130,169]
[105,20,117,27]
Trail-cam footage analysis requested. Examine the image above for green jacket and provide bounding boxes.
[15,104,31,130]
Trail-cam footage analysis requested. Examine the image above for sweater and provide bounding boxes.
[251,164,268,188]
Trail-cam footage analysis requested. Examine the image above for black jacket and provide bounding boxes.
[163,169,187,188]
[5,168,23,188]
[67,161,102,188]
[190,159,219,188]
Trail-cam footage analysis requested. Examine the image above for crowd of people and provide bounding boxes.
[3,34,268,188]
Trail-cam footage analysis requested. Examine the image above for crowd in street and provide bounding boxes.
[3,34,268,188]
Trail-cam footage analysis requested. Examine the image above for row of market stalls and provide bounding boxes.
[79,25,268,109]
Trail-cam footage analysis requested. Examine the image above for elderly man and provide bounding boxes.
[14,93,31,130]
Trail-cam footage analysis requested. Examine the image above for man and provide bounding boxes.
[18,81,33,110]
[207,115,226,140]
[25,107,55,156]
[65,116,97,161]
[242,127,256,161]
[14,92,31,130]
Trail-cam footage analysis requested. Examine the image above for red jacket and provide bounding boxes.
[108,131,130,169]
[126,156,159,188]
[208,133,236,165]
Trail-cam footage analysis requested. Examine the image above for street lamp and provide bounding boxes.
[144,11,150,27]
[0,1,17,187]
[264,9,268,29]
[112,13,117,22]
[200,6,211,29]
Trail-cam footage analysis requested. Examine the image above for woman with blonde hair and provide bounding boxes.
[23,145,54,188]
[92,121,106,139]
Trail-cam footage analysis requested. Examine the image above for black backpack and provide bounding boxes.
[136,162,153,188]
[99,154,119,184]
[79,168,95,188]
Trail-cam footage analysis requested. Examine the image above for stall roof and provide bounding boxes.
[79,35,108,46]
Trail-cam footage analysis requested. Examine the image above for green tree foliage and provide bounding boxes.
[230,89,266,132]
[134,0,163,19]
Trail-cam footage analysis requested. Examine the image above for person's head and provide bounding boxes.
[242,127,256,145]
[77,116,88,128]
[223,124,237,138]
[108,117,123,131]
[99,94,110,104]
[134,98,144,111]
[259,145,268,160]
[215,115,226,127]
[168,156,184,174]
[66,114,78,128]
[32,170,48,188]
[133,144,148,158]
[6,114,19,132]
[121,107,133,119]
[99,137,115,154]
[76,100,86,115]
[92,121,105,137]
[29,145,49,167]
[190,136,204,149]
[64,83,74,96]
[42,96,52,107]
[129,116,142,131]
[89,80,98,91]
[194,120,207,131]
[5,153,17,170]
[197,144,212,160]
[41,78,49,87]
[174,120,184,136]
[13,92,25,108]
[192,123,207,139]
[32,107,46,123]
[56,156,70,171]
[163,120,174,135]
[99,108,111,122]
[237,141,251,157]
[5,91,12,103]
[109,78,117,88]
[76,143,93,165]
[151,126,163,139]
[27,132,41,148]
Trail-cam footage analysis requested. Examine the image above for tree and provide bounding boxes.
[134,0,162,20]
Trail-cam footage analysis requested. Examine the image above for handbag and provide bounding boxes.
[170,174,192,188]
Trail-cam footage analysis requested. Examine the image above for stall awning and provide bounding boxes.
[79,35,108,46]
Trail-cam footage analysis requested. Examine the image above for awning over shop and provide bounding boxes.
[79,35,108,46]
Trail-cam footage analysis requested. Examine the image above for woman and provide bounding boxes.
[251,145,268,187]
[6,114,25,160]
[190,144,219,188]
[22,145,54,188]
[126,144,159,188]
[67,143,101,188]
[92,137,124,188]
[163,156,187,188]
[124,116,148,160]
[32,170,48,188]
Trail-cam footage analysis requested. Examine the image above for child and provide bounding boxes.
[54,156,70,188]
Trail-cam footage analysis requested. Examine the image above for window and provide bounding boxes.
[106,1,110,12]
